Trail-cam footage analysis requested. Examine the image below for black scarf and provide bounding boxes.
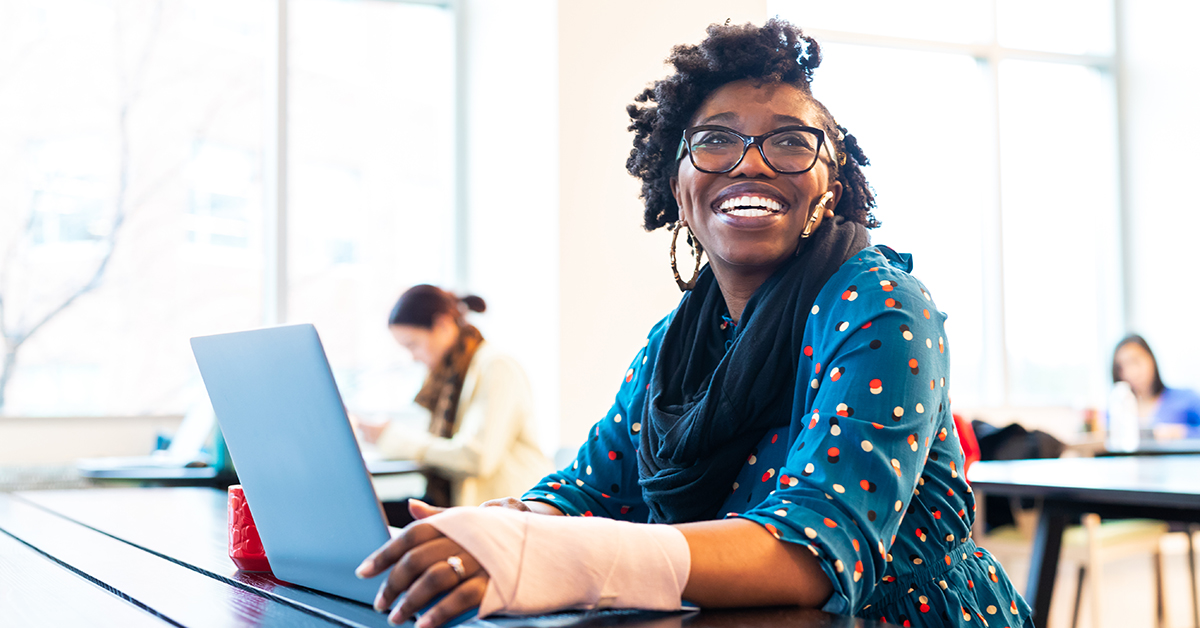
[637,217,870,523]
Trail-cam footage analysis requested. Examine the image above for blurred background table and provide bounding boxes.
[969,455,1200,628]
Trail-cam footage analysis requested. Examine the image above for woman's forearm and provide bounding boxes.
[676,518,833,608]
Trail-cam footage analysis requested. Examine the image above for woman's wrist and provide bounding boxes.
[521,500,565,516]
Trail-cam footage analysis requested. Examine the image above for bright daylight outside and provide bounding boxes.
[0,0,454,421]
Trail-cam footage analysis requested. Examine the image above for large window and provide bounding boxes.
[0,0,454,417]
[772,0,1123,407]
[287,0,455,415]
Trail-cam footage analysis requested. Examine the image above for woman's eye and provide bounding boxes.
[772,133,816,149]
[693,131,738,147]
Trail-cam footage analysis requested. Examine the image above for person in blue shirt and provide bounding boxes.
[1113,334,1200,438]
[359,18,1030,628]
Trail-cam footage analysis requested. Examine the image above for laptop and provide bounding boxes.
[77,402,222,481]
[190,323,393,604]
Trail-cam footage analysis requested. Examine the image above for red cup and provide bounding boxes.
[228,485,272,573]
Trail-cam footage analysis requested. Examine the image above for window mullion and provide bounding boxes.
[452,0,469,291]
[1112,0,1132,334]
[263,0,288,326]
[979,53,1009,408]
[982,0,1010,406]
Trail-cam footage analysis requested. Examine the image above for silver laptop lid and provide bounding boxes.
[191,323,391,604]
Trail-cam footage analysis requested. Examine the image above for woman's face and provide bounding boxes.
[1114,343,1158,399]
[670,80,842,275]
[390,315,458,369]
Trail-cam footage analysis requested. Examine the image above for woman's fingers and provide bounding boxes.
[375,538,483,614]
[409,499,446,520]
[384,546,484,624]
[403,574,489,628]
[356,521,444,579]
[479,496,531,512]
[377,537,460,606]
[481,496,565,516]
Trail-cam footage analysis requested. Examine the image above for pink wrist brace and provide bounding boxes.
[425,507,691,618]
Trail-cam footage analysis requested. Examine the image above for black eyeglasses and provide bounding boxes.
[676,125,828,175]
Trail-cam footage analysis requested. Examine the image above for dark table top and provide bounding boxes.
[0,488,894,627]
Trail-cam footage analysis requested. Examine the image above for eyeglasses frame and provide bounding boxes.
[675,124,835,175]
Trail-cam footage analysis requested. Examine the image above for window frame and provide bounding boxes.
[786,6,1126,406]
[260,0,460,327]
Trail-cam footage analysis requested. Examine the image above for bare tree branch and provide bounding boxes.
[0,0,166,411]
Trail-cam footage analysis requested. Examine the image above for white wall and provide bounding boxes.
[460,0,561,452]
[1120,0,1200,392]
[555,0,768,447]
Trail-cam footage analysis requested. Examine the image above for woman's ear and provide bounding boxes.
[670,176,690,226]
[432,313,457,337]
[826,179,844,216]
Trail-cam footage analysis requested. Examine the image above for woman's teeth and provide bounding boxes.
[718,195,784,217]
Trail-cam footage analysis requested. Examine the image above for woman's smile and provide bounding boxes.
[711,182,791,229]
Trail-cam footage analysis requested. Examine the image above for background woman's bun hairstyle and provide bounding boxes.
[625,17,878,232]
[389,285,486,328]
[460,294,487,314]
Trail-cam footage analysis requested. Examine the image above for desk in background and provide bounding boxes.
[1063,435,1200,458]
[0,487,894,627]
[1094,438,1200,457]
[968,454,1200,628]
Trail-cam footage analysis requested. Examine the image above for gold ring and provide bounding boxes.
[446,555,466,580]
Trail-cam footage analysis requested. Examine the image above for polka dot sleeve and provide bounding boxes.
[737,247,952,616]
[520,317,671,521]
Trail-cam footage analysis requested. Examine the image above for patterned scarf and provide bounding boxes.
[415,324,484,507]
[638,217,869,523]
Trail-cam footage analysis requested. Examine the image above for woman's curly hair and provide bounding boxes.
[626,18,879,231]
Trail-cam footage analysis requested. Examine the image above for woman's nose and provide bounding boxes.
[730,144,776,178]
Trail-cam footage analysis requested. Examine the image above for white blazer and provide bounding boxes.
[376,342,552,507]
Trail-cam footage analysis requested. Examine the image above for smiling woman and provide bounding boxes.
[356,18,1031,628]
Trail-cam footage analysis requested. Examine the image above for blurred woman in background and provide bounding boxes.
[1112,333,1200,438]
[359,285,550,511]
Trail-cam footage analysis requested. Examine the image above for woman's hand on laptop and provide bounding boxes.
[357,497,565,626]
[357,517,486,627]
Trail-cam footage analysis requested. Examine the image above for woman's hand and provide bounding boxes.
[357,518,488,627]
[408,496,559,519]
[358,421,388,444]
[408,499,446,520]
[356,497,565,627]
[480,496,565,516]
[1154,423,1188,441]
[349,413,388,443]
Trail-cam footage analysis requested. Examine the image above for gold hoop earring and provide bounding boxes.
[670,221,703,291]
[800,192,835,240]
